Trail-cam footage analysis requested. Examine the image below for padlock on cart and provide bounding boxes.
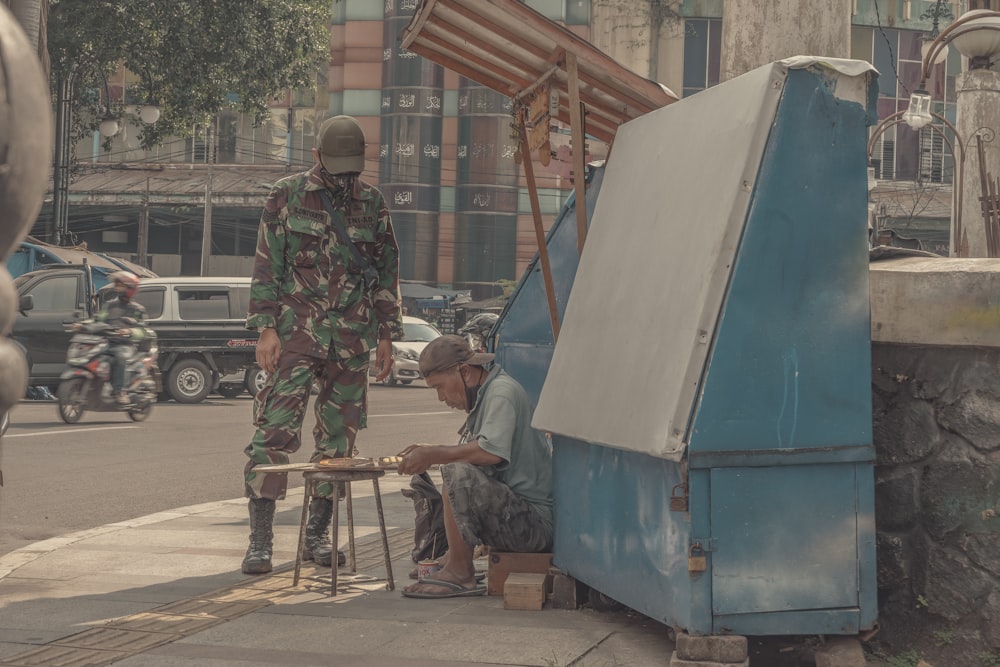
[688,544,707,573]
[669,483,688,512]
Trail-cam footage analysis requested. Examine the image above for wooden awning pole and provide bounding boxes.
[518,117,561,342]
[566,52,589,254]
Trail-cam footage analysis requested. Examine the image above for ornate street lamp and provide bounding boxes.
[868,110,965,246]
[917,9,1000,88]
[869,109,994,256]
[139,104,161,125]
[888,9,1000,256]
[138,68,161,125]
[906,9,1000,131]
[51,63,159,246]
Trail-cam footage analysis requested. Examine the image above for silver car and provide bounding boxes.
[373,315,441,386]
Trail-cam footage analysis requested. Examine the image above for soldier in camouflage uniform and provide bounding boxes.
[241,115,403,575]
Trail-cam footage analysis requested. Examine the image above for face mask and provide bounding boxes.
[319,168,356,208]
[319,164,355,187]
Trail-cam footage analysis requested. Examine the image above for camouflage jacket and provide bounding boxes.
[245,165,403,359]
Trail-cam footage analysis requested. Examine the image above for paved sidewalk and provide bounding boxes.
[0,472,675,666]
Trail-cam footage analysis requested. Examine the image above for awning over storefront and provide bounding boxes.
[401,282,470,301]
[47,165,296,208]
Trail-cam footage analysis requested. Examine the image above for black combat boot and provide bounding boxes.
[302,497,346,566]
[242,498,275,574]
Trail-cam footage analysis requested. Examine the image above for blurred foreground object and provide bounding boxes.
[0,5,55,484]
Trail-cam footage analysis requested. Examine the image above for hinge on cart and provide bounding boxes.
[690,538,717,552]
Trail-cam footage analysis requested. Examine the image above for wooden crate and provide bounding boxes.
[487,552,553,596]
[503,572,551,611]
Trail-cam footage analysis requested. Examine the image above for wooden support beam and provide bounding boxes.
[518,116,561,343]
[566,52,589,254]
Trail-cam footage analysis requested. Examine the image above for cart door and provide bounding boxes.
[709,464,863,633]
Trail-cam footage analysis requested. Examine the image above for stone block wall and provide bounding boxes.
[872,342,1000,663]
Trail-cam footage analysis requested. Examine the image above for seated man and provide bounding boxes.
[397,335,553,598]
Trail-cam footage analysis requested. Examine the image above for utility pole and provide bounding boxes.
[138,177,149,267]
[52,75,73,245]
[200,168,214,276]
[200,122,215,276]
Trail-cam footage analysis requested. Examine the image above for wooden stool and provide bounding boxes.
[292,468,394,596]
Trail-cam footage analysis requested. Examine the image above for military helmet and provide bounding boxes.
[317,115,366,175]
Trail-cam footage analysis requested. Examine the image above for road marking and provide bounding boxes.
[4,425,139,438]
[371,411,454,418]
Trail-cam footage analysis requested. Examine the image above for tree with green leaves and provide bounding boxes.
[48,0,330,150]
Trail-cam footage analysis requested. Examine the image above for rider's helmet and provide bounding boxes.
[108,270,140,298]
[459,312,499,338]
[317,115,366,175]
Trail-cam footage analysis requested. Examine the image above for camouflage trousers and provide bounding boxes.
[244,350,369,500]
[440,463,552,553]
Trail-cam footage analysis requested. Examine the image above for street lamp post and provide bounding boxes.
[50,64,160,247]
[904,9,1000,256]
[868,109,964,250]
[868,110,994,256]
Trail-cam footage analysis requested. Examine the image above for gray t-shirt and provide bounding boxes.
[463,366,553,531]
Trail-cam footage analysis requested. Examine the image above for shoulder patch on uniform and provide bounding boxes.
[288,206,327,224]
[262,210,279,223]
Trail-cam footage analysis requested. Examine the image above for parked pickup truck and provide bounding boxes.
[13,265,259,404]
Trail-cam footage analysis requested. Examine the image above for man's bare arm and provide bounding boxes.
[397,441,501,475]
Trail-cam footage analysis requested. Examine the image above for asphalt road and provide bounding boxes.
[0,381,465,558]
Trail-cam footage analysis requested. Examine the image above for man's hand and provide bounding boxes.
[374,338,394,382]
[69,322,82,332]
[256,328,281,374]
[397,443,436,475]
[116,328,131,337]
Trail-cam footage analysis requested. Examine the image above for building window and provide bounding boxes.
[682,18,721,97]
[919,125,946,183]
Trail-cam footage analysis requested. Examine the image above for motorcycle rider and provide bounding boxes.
[71,271,147,405]
[458,312,498,352]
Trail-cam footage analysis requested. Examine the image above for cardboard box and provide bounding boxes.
[503,572,551,611]
[486,552,553,596]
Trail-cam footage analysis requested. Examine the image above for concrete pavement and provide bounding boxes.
[0,471,675,666]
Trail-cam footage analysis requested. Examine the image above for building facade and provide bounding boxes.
[37,0,994,284]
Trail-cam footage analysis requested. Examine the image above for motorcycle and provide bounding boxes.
[459,312,499,353]
[56,320,160,424]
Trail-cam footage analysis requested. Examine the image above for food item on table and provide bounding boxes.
[317,457,373,468]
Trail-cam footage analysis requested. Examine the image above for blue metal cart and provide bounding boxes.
[495,59,879,636]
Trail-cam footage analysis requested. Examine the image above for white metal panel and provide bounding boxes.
[532,62,787,460]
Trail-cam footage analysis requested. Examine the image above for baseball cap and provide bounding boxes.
[419,334,495,377]
[317,115,366,175]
